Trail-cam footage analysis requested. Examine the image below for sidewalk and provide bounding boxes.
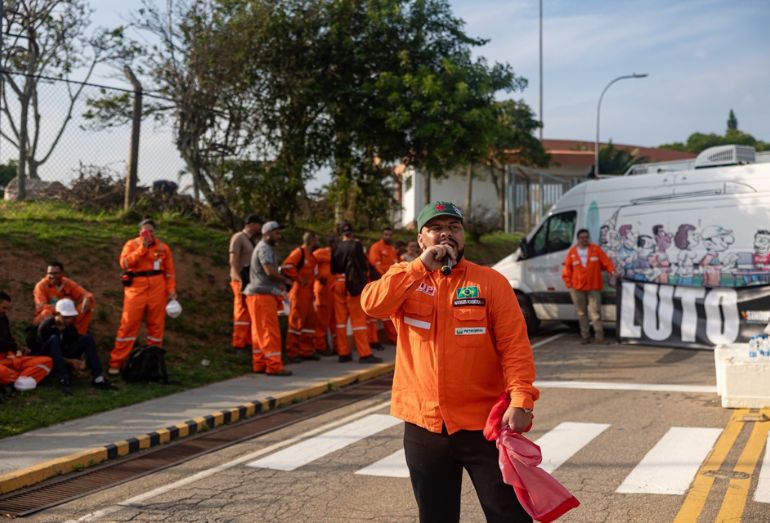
[0,349,396,494]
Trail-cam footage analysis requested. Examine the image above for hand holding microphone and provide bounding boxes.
[419,243,457,275]
[440,255,453,276]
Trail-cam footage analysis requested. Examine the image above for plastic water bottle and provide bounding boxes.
[749,336,759,360]
[761,335,770,357]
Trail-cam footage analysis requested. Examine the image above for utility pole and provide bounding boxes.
[538,0,543,141]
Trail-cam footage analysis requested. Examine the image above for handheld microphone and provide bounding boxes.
[440,255,453,276]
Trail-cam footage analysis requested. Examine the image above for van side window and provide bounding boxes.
[529,211,577,258]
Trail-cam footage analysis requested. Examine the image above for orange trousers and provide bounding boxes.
[35,305,94,336]
[314,286,337,352]
[0,355,53,385]
[333,281,372,358]
[110,277,167,369]
[230,281,251,349]
[245,294,284,373]
[286,285,318,358]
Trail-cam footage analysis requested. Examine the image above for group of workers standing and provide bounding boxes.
[228,215,418,376]
[0,218,177,395]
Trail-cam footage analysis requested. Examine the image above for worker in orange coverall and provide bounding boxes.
[33,261,95,335]
[109,218,176,373]
[367,226,399,347]
[0,291,52,392]
[228,214,262,353]
[281,232,321,362]
[313,238,337,355]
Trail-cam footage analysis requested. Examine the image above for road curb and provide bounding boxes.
[0,362,394,495]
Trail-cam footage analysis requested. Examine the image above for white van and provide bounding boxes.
[493,145,770,334]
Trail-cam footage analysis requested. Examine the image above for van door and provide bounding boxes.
[521,210,578,320]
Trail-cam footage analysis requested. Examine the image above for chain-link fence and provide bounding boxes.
[0,71,187,204]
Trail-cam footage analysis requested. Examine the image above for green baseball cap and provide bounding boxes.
[416,201,464,231]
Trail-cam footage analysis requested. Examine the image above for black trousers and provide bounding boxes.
[403,422,531,523]
[39,333,103,381]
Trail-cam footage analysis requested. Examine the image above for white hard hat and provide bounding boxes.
[14,376,37,392]
[55,298,79,317]
[166,299,182,318]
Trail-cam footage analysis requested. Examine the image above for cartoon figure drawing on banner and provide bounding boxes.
[751,230,770,285]
[618,225,638,279]
[633,235,659,282]
[650,225,672,284]
[672,224,700,286]
[699,225,737,287]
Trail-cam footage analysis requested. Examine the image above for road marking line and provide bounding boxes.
[617,427,722,495]
[355,449,409,478]
[755,423,770,503]
[531,332,568,349]
[536,380,716,394]
[717,408,770,520]
[246,414,401,471]
[66,400,392,522]
[535,422,610,474]
[673,409,746,522]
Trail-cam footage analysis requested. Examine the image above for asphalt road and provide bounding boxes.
[31,325,770,522]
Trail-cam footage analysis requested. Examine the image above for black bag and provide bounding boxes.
[121,272,134,287]
[121,345,169,383]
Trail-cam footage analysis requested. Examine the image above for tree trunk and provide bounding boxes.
[16,94,29,200]
[465,162,473,222]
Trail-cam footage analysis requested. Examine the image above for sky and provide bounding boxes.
[13,0,770,189]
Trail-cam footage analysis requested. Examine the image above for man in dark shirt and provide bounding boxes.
[330,223,382,364]
[36,299,115,395]
[0,291,53,393]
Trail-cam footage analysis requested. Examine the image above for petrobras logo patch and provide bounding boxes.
[455,327,486,336]
[456,286,479,299]
[417,282,436,296]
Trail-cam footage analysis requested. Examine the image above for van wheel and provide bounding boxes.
[516,293,540,337]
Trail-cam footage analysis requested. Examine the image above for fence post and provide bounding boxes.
[123,66,142,210]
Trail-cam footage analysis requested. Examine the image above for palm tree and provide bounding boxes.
[599,141,647,174]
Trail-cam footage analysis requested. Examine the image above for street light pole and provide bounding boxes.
[595,73,648,175]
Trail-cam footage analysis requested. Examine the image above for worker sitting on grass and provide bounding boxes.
[34,299,116,395]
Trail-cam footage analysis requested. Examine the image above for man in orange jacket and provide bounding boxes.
[562,228,616,344]
[367,226,398,347]
[33,261,95,335]
[228,214,262,354]
[109,218,177,372]
[313,239,336,355]
[361,201,537,522]
[281,232,321,361]
[0,291,52,393]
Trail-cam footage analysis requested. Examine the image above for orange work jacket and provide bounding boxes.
[361,258,538,434]
[120,237,176,294]
[33,277,93,319]
[281,245,317,292]
[562,244,614,291]
[368,239,398,276]
[313,247,333,303]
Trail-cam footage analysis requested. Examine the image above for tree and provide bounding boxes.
[727,109,738,132]
[598,140,647,174]
[1,0,124,200]
[483,99,548,227]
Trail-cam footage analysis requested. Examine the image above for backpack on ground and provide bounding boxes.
[121,345,169,384]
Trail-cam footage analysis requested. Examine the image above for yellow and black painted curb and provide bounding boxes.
[0,362,395,495]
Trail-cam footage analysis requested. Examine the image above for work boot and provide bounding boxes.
[338,354,353,363]
[59,378,73,396]
[287,356,303,364]
[318,349,336,357]
[594,338,611,345]
[369,342,385,351]
[359,355,383,364]
[266,369,293,377]
[92,376,118,391]
[579,338,591,345]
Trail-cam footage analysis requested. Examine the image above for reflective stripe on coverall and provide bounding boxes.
[367,239,399,344]
[230,280,251,348]
[313,247,336,352]
[33,277,95,335]
[110,237,176,369]
[333,276,372,358]
[281,246,319,357]
[0,352,53,385]
[245,294,284,373]
[361,258,538,434]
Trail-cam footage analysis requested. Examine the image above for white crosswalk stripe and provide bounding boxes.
[755,432,770,503]
[616,427,723,495]
[536,422,611,474]
[246,414,401,471]
[355,449,409,478]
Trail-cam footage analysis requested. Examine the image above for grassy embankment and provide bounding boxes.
[0,201,522,438]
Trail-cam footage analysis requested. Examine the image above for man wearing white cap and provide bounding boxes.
[35,298,115,395]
